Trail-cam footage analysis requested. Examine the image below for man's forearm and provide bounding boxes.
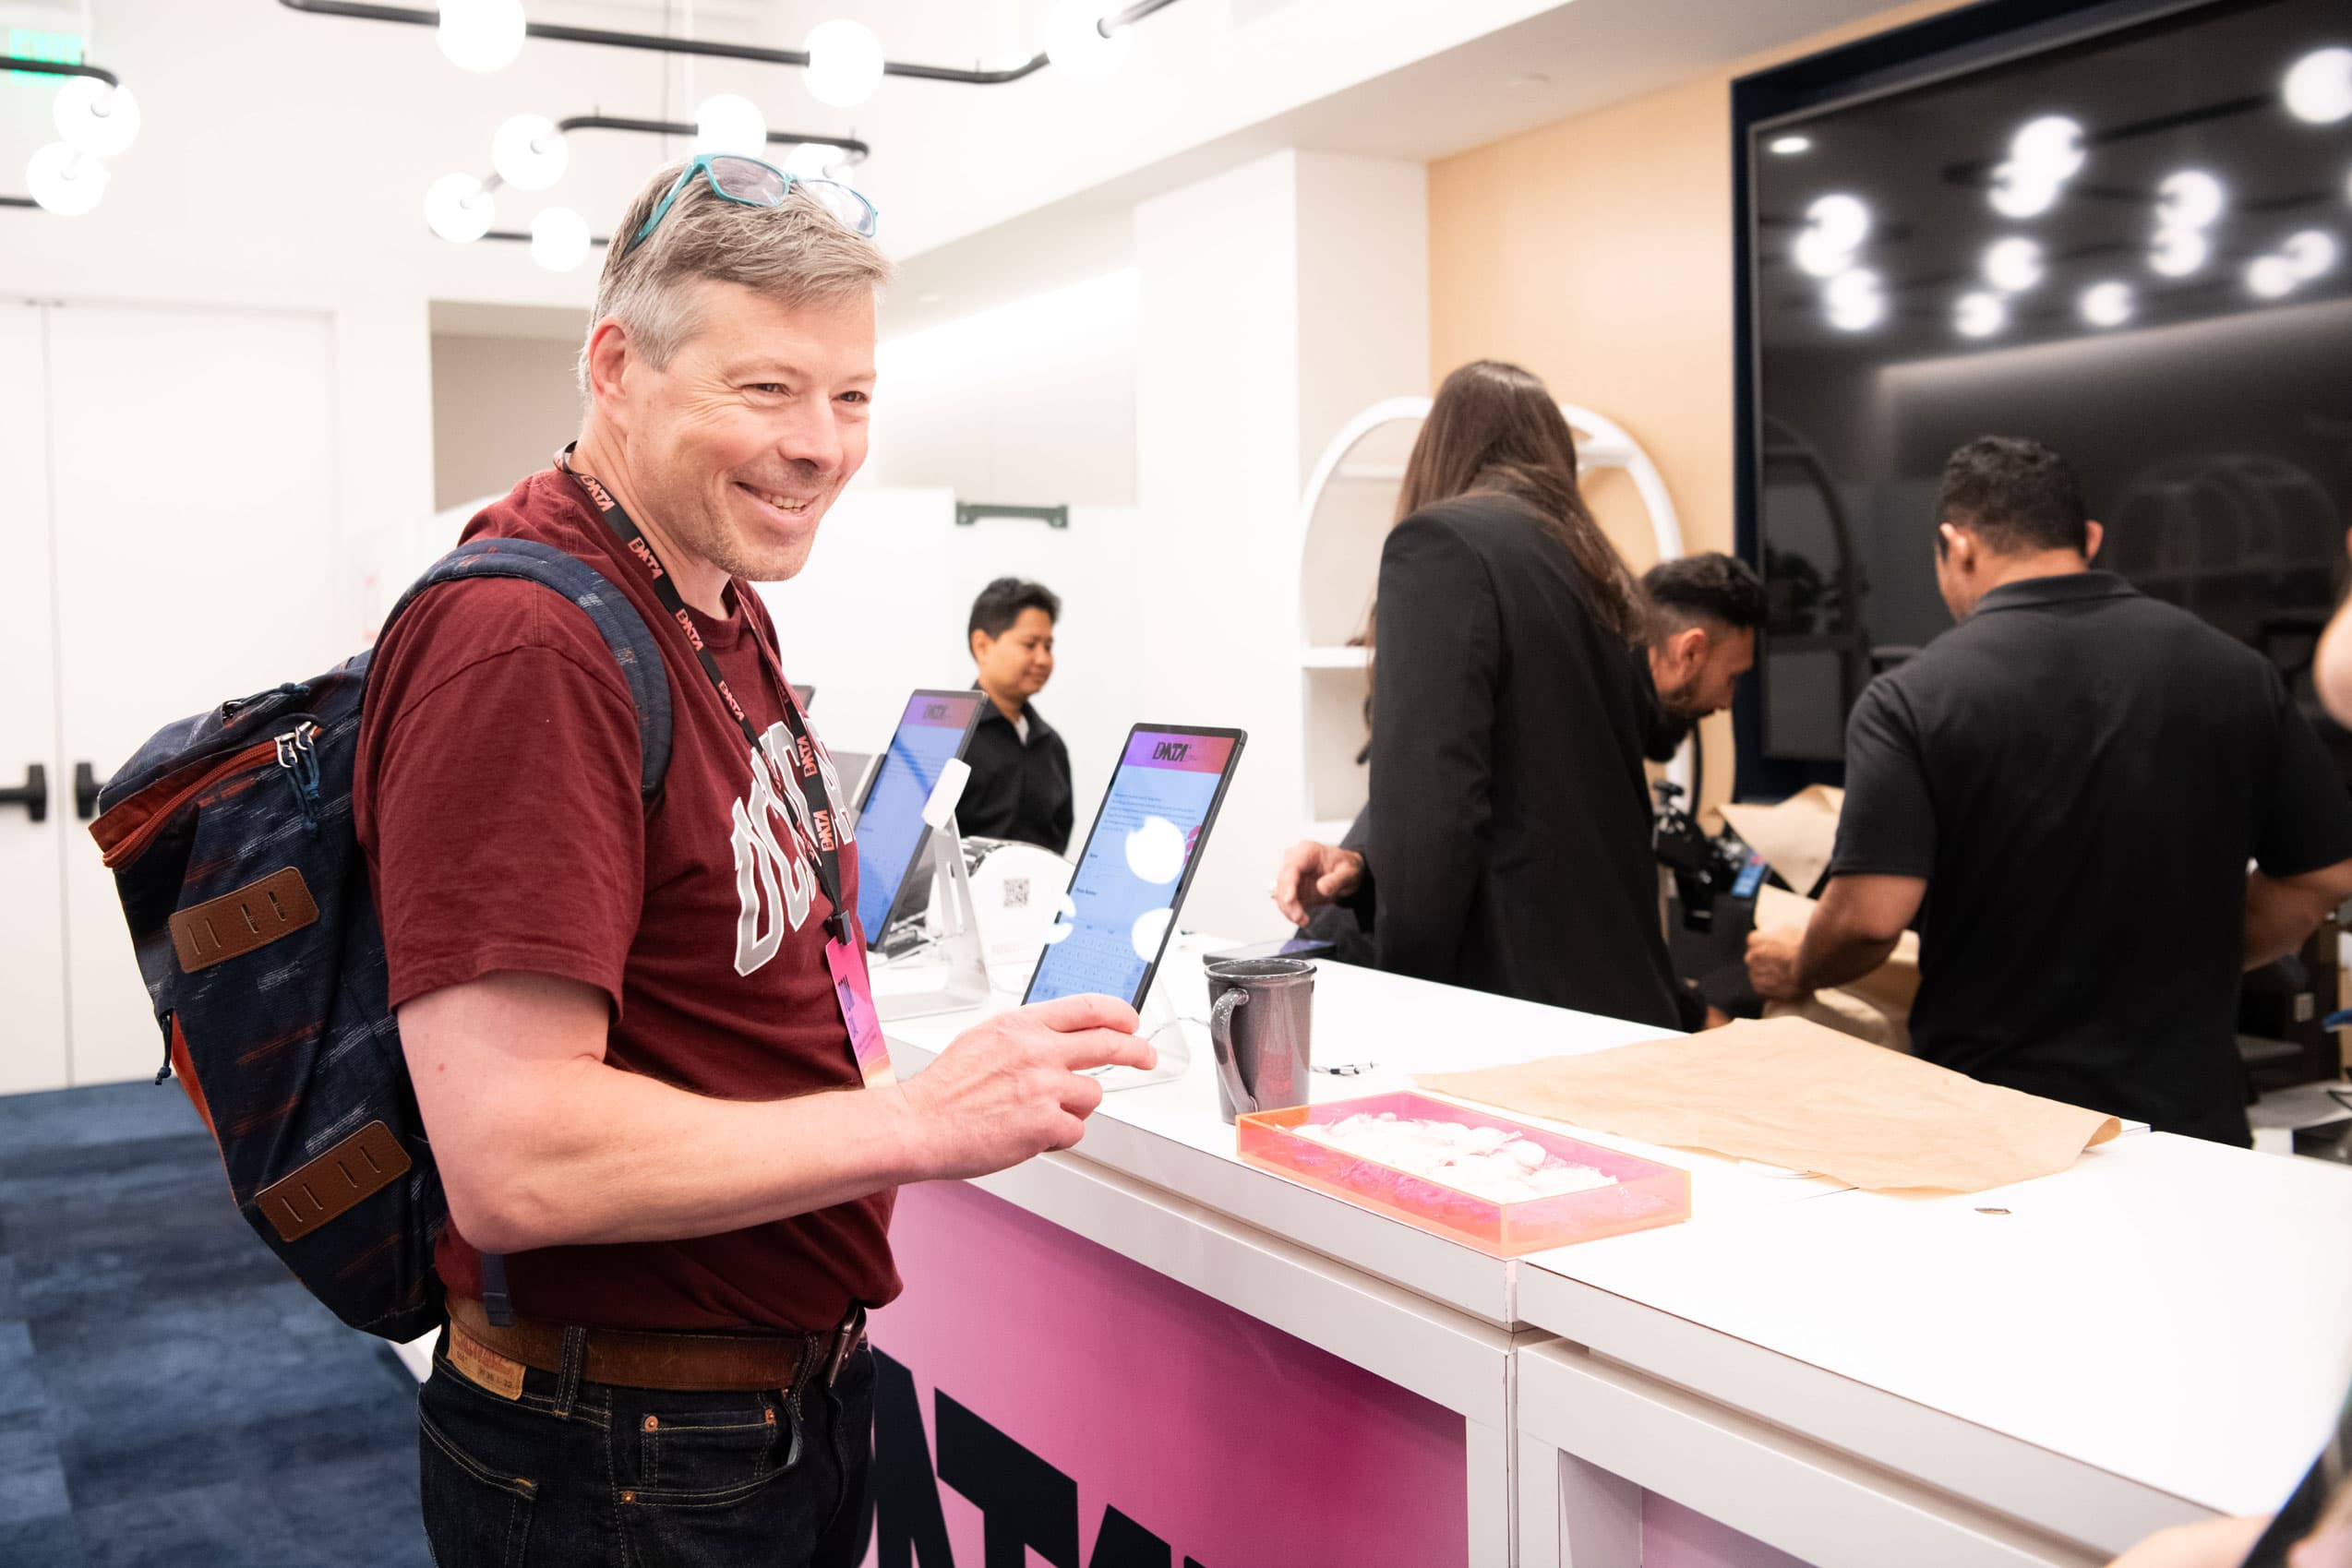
[1796,923,1901,995]
[2244,871,2339,971]
[445,1059,924,1256]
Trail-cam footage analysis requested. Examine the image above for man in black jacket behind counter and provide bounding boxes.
[960,576,1074,854]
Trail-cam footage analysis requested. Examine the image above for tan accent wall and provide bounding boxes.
[1427,0,1961,815]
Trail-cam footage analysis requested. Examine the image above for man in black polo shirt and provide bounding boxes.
[960,576,1074,854]
[1746,436,2352,1145]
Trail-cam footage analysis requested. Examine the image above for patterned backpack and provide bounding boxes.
[88,539,671,1341]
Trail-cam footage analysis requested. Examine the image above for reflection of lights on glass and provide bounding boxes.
[2154,169,2226,230]
[1988,162,2061,219]
[2148,226,2209,277]
[492,114,568,191]
[1768,134,1812,156]
[1794,228,1853,278]
[1806,193,1870,250]
[1824,269,1878,310]
[2284,230,2339,279]
[1955,291,2006,338]
[1123,816,1186,885]
[2079,280,2133,328]
[1824,268,1884,331]
[1129,907,1172,964]
[2010,114,2086,181]
[1982,236,2043,293]
[426,174,495,243]
[1039,894,1077,944]
[1793,193,1868,279]
[2283,46,2352,126]
[2247,254,2299,299]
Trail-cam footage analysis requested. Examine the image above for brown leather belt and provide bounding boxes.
[448,1295,866,1394]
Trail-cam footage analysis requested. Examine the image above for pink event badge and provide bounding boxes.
[825,937,894,1088]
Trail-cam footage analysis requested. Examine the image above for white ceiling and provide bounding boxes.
[882,0,1902,336]
[2,0,1894,325]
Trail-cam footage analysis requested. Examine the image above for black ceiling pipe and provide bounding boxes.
[0,54,121,87]
[275,0,1183,86]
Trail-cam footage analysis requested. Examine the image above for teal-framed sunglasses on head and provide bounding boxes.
[622,153,880,259]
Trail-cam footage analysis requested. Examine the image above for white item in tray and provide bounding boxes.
[1289,1112,1615,1205]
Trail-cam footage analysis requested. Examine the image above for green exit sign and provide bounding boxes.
[6,26,85,80]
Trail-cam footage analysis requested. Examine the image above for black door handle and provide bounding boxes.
[75,762,101,820]
[0,763,49,823]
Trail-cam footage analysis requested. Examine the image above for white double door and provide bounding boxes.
[0,299,353,1094]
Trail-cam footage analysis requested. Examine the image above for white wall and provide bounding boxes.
[869,269,1138,507]
[756,489,1146,839]
[1293,153,1433,486]
[1134,149,1429,942]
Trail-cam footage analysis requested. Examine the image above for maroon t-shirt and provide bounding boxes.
[354,468,896,1333]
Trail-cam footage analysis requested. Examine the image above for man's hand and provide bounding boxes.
[1271,841,1364,926]
[898,994,1154,1181]
[1746,926,1809,1001]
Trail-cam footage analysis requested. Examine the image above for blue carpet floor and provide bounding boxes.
[0,1082,433,1568]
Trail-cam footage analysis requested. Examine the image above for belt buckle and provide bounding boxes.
[824,1305,866,1388]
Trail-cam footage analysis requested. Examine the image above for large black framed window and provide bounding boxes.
[1732,0,2352,798]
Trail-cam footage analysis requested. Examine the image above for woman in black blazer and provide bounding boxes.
[1277,360,1682,1030]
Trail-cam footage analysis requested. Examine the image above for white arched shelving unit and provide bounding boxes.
[1296,397,1687,840]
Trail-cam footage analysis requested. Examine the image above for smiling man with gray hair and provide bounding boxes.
[356,153,1151,1567]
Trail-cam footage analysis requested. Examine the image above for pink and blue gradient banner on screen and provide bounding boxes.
[862,1180,1470,1568]
[1119,729,1236,773]
[904,693,982,733]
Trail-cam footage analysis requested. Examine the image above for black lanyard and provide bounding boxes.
[556,449,849,944]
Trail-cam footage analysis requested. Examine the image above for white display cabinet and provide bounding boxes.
[1296,398,1687,839]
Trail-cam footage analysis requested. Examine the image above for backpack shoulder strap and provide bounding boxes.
[378,538,673,803]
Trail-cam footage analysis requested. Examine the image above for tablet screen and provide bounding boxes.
[1025,726,1243,1009]
[853,690,985,942]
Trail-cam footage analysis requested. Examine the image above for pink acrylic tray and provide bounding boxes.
[1235,1091,1690,1256]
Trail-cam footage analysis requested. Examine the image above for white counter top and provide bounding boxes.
[880,940,2352,1559]
[880,936,1847,1324]
[1518,1127,2352,1523]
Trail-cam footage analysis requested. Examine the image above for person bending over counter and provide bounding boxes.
[959,575,1074,854]
[1746,436,2352,1145]
[1638,551,1766,759]
[1272,360,1682,1031]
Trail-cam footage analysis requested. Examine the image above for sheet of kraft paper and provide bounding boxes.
[1417,1016,2122,1193]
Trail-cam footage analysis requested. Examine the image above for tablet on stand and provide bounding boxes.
[873,760,993,1023]
[1023,724,1247,1090]
[851,690,987,955]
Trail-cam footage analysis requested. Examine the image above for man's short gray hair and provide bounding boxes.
[578,160,894,392]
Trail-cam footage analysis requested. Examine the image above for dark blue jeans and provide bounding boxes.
[417,1323,874,1568]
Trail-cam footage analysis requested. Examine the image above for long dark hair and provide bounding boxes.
[1382,360,1646,646]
